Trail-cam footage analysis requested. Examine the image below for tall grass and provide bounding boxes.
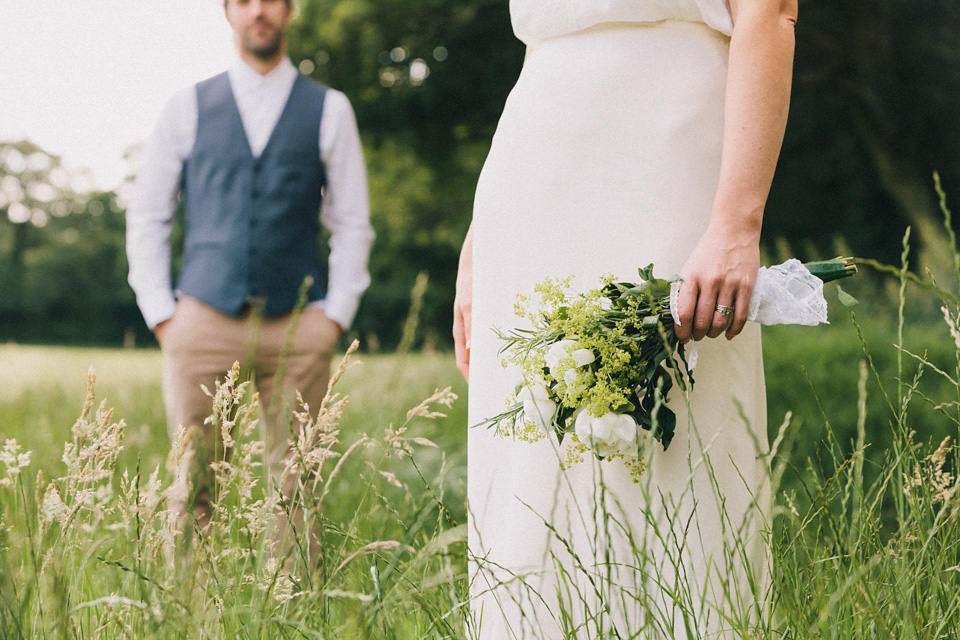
[765,187,960,639]
[0,346,470,639]
[3,211,960,636]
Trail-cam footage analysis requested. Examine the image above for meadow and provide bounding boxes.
[3,249,960,638]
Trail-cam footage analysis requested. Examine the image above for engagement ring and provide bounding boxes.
[715,304,734,316]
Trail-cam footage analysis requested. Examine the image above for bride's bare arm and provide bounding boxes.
[674,0,798,342]
[453,223,473,379]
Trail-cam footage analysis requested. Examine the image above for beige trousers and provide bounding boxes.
[161,296,339,523]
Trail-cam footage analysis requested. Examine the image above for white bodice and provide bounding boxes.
[510,0,734,45]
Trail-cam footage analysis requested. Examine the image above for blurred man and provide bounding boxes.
[126,0,373,528]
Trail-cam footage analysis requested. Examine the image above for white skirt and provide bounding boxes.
[468,20,770,639]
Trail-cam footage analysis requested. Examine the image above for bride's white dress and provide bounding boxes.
[468,1,771,638]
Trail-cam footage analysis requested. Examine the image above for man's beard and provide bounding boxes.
[242,27,283,60]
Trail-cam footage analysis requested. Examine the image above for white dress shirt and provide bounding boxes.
[126,57,374,330]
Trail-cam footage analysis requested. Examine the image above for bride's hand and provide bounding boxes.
[453,226,474,380]
[675,221,760,342]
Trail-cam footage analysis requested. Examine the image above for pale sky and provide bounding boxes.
[1,0,236,190]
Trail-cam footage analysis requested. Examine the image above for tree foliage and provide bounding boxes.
[0,143,144,345]
[288,0,523,347]
[769,0,960,269]
[1,0,958,347]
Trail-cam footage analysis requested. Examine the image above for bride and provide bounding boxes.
[453,0,797,637]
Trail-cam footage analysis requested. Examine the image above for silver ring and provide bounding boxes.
[715,304,734,316]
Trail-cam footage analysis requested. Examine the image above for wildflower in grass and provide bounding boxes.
[63,398,125,487]
[49,367,127,532]
[273,572,297,603]
[163,424,195,532]
[942,306,960,350]
[201,361,251,452]
[39,483,68,528]
[140,466,164,514]
[904,435,956,506]
[384,386,457,457]
[239,494,280,540]
[282,341,362,491]
[383,424,413,459]
[0,438,31,487]
[288,389,346,475]
[0,342,469,639]
[406,386,457,420]
[379,469,404,488]
[117,464,174,557]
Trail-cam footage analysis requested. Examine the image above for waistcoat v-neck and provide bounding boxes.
[178,71,328,316]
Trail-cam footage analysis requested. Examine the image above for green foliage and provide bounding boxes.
[289,0,524,150]
[287,0,524,349]
[353,139,463,349]
[769,0,960,267]
[0,142,150,346]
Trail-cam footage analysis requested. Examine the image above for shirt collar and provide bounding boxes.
[228,56,297,96]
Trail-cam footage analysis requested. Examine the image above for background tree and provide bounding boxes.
[0,143,145,345]
[767,0,960,271]
[288,0,524,347]
[1,0,958,347]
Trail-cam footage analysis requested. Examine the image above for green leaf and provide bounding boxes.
[653,406,676,450]
[613,400,636,413]
[835,283,859,307]
[637,264,655,281]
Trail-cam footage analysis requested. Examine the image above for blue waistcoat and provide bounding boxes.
[176,71,328,316]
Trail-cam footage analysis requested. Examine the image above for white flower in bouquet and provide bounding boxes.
[544,339,597,395]
[574,411,639,458]
[562,367,594,395]
[517,382,557,435]
[544,339,596,378]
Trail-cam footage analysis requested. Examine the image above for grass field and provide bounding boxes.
[0,345,472,638]
[0,346,469,503]
[4,267,960,637]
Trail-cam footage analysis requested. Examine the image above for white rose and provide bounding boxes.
[544,339,596,382]
[517,383,557,433]
[563,367,594,395]
[574,411,639,458]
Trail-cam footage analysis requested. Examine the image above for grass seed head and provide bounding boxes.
[0,438,31,486]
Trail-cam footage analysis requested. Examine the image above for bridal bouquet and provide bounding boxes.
[480,258,857,476]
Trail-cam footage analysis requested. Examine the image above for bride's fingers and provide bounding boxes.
[674,280,699,342]
[707,293,735,339]
[725,286,751,339]
[692,284,720,341]
[453,300,470,381]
